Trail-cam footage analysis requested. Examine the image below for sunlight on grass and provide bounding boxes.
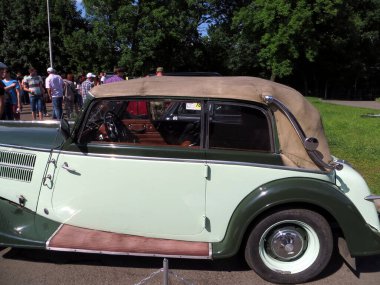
[308,97,380,194]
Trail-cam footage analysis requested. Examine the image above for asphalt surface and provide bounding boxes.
[0,246,379,285]
[19,101,57,121]
[322,99,380,110]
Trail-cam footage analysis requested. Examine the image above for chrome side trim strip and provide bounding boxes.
[55,149,327,174]
[207,159,328,174]
[365,195,380,201]
[0,143,52,152]
[366,196,380,213]
[0,120,60,125]
[46,224,64,248]
[46,246,212,259]
[56,149,206,164]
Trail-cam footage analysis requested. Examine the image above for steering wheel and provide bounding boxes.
[103,111,129,142]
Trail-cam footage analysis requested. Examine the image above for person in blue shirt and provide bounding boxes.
[0,62,7,119]
[2,68,21,120]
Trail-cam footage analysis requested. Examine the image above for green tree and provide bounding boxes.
[1,0,379,99]
[309,0,380,99]
[231,0,342,81]
[279,0,380,99]
[82,0,209,76]
[0,0,85,74]
[205,0,250,75]
[81,0,126,72]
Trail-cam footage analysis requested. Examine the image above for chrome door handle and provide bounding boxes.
[62,162,76,172]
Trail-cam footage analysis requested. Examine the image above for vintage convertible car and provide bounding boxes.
[0,76,379,284]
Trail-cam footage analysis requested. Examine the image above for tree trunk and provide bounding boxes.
[270,72,276,82]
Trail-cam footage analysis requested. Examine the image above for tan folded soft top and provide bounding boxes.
[90,76,332,170]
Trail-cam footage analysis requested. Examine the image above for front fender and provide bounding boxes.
[212,177,380,258]
[0,198,60,248]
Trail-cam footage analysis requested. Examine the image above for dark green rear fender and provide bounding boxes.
[0,198,61,248]
[212,177,380,258]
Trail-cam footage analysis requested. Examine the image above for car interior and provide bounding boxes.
[78,99,272,152]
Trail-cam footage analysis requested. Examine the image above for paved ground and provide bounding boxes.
[19,101,55,121]
[0,246,379,285]
[322,99,380,110]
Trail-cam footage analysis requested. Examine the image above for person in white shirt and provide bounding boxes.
[100,72,105,84]
[45,67,64,119]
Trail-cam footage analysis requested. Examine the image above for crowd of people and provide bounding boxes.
[0,62,156,121]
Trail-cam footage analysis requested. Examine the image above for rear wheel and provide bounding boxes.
[245,209,333,284]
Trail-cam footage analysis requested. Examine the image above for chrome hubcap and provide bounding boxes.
[259,220,320,274]
[267,226,307,261]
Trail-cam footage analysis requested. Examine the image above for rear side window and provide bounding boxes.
[208,103,272,152]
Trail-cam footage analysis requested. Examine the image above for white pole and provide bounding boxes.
[47,0,53,68]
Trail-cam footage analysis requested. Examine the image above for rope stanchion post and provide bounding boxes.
[163,258,169,285]
[133,258,195,285]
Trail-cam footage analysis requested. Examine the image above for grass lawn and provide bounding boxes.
[308,97,380,194]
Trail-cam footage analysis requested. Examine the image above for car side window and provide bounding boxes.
[79,99,202,148]
[208,102,272,152]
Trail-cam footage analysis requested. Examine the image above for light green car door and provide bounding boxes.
[37,145,207,239]
[204,102,333,240]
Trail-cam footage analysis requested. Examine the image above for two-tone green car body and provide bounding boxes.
[1,76,379,284]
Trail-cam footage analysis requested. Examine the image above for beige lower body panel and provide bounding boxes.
[47,224,211,259]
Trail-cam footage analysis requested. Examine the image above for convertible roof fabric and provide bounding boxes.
[90,76,332,170]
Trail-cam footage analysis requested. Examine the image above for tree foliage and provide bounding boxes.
[0,0,379,99]
[0,0,85,73]
[82,0,209,75]
[229,0,342,80]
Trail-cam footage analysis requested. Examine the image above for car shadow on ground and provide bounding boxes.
[311,237,380,281]
[1,245,379,281]
[1,247,249,272]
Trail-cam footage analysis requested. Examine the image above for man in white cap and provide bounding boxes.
[0,62,7,119]
[45,67,64,119]
[80,72,95,104]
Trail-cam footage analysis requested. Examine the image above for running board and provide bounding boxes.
[46,224,211,259]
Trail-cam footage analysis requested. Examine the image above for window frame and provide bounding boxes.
[75,97,207,148]
[74,97,275,154]
[205,100,275,153]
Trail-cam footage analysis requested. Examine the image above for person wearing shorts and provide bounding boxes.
[23,67,44,120]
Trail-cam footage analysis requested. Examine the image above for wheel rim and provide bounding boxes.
[259,220,320,274]
[267,225,306,261]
